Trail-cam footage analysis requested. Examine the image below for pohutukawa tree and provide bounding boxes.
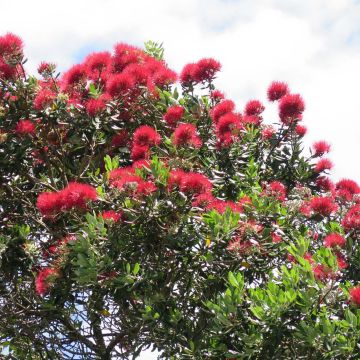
[0,33,359,359]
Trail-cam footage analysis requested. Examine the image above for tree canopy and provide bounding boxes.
[0,33,359,359]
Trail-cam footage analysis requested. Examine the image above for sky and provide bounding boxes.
[1,0,359,357]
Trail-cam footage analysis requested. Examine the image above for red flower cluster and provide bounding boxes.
[314,158,333,173]
[35,268,59,295]
[312,141,331,157]
[0,32,23,57]
[267,81,289,101]
[210,99,235,123]
[323,233,346,248]
[265,181,287,202]
[335,179,360,201]
[36,182,97,216]
[34,88,56,111]
[163,105,184,127]
[215,113,243,147]
[168,170,212,195]
[180,58,221,85]
[173,123,202,148]
[349,286,360,306]
[101,210,123,222]
[109,165,157,197]
[342,205,360,231]
[279,94,305,124]
[15,119,36,136]
[309,196,338,216]
[244,100,265,117]
[312,264,334,282]
[295,125,307,137]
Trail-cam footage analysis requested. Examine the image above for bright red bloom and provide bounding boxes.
[262,125,276,140]
[109,167,135,183]
[244,100,265,116]
[279,93,305,124]
[111,172,157,197]
[210,100,235,123]
[323,233,346,248]
[179,172,212,195]
[312,141,331,157]
[266,181,287,202]
[111,130,129,148]
[309,196,338,216]
[314,158,333,173]
[179,63,197,85]
[267,81,289,101]
[316,176,335,192]
[312,264,333,282]
[192,58,221,83]
[349,286,360,306]
[131,144,150,161]
[123,63,149,85]
[192,193,215,208]
[151,67,177,87]
[106,73,135,97]
[342,205,360,231]
[336,179,360,198]
[86,94,109,116]
[36,192,62,216]
[173,123,202,148]
[163,105,184,127]
[34,88,56,111]
[242,115,262,126]
[133,125,161,147]
[113,43,143,72]
[60,182,97,210]
[84,51,112,77]
[0,57,17,80]
[335,253,348,269]
[216,113,242,139]
[61,64,87,89]
[210,90,225,101]
[101,210,123,222]
[15,119,35,136]
[295,124,307,137]
[167,169,186,190]
[37,62,56,76]
[0,33,23,56]
[207,199,243,214]
[35,268,59,296]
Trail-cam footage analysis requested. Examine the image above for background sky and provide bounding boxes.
[1,0,359,358]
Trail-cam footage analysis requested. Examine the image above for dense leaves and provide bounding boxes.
[0,33,359,359]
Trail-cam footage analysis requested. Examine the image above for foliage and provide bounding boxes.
[0,33,359,359]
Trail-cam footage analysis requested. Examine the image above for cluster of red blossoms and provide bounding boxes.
[0,33,24,80]
[36,182,97,216]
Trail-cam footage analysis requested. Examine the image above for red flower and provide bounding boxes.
[60,182,97,210]
[312,264,333,281]
[192,58,221,83]
[336,179,360,198]
[316,176,335,192]
[314,158,333,173]
[349,286,360,306]
[210,100,235,123]
[133,125,161,147]
[164,105,184,127]
[84,51,112,77]
[109,166,135,183]
[131,144,150,161]
[179,172,212,195]
[167,169,186,190]
[151,67,177,87]
[244,100,265,116]
[106,73,135,97]
[0,57,17,80]
[34,88,56,111]
[173,123,202,148]
[0,33,23,56]
[267,81,289,101]
[210,90,225,101]
[309,196,338,216]
[85,94,109,117]
[61,64,87,90]
[113,43,143,72]
[35,268,59,295]
[335,253,348,269]
[262,125,275,140]
[312,141,331,157]
[342,205,360,231]
[323,233,346,248]
[180,63,197,85]
[216,113,242,146]
[192,193,215,208]
[15,119,35,136]
[101,210,123,222]
[266,181,287,202]
[36,192,62,216]
[279,93,305,124]
[37,62,56,76]
[295,124,307,137]
[242,115,262,126]
[207,199,243,214]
